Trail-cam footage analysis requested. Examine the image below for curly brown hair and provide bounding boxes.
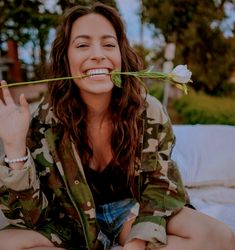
[48,3,147,189]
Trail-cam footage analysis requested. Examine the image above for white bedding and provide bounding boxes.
[172,125,235,233]
[0,210,8,229]
[187,187,235,232]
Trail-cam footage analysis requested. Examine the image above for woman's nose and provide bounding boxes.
[90,45,106,61]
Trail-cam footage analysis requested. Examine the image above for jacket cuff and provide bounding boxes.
[126,220,167,248]
[0,148,37,191]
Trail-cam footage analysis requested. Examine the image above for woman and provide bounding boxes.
[0,3,234,250]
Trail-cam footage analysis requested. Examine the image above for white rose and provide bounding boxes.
[170,65,192,84]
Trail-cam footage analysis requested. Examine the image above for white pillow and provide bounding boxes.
[172,125,235,187]
[0,209,8,229]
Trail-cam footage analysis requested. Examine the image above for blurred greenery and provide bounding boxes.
[59,0,118,9]
[148,81,164,102]
[1,0,235,104]
[172,90,235,125]
[141,0,235,96]
[0,0,117,79]
[0,0,57,69]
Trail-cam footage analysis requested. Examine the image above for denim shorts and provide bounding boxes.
[96,198,139,249]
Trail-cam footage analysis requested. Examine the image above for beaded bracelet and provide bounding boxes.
[4,155,28,164]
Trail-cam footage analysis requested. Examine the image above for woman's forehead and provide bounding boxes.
[70,13,117,37]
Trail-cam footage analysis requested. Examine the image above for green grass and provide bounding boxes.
[173,90,235,125]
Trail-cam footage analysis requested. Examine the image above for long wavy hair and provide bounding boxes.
[48,3,147,191]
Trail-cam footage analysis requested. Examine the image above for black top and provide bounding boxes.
[84,161,133,205]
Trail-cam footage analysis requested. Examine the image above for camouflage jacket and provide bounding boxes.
[0,94,187,250]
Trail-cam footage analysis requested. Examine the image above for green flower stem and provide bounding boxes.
[0,72,166,88]
[0,75,85,89]
[0,71,183,91]
[111,71,169,78]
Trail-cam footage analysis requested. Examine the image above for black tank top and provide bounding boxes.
[84,161,133,205]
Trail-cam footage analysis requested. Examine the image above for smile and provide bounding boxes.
[85,68,110,76]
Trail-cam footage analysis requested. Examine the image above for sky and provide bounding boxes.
[116,0,154,46]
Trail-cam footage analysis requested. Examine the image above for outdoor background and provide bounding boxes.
[0,0,235,124]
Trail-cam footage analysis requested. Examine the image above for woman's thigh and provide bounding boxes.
[166,207,235,250]
[0,229,56,250]
[118,216,136,246]
[110,206,235,250]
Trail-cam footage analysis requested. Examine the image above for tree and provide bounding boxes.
[58,0,118,10]
[0,0,58,78]
[141,0,235,95]
[0,0,118,79]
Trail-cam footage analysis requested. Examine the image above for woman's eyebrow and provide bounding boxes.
[102,35,118,40]
[72,34,117,44]
[72,35,90,44]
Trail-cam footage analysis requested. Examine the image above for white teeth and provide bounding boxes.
[86,68,109,76]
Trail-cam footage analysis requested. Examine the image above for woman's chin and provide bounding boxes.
[90,84,114,94]
[78,81,114,95]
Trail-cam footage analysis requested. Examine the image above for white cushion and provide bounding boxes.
[172,125,235,187]
[0,209,8,229]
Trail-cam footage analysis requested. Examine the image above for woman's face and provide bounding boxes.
[67,13,122,96]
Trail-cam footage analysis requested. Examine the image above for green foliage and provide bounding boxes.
[148,81,164,102]
[0,0,58,72]
[133,44,149,68]
[0,0,117,78]
[58,0,118,10]
[141,0,235,95]
[173,90,235,125]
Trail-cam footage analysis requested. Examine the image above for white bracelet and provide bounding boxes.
[4,155,29,164]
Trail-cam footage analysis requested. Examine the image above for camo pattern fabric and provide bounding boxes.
[0,94,187,250]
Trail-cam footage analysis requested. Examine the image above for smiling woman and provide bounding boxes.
[67,13,121,96]
[0,2,234,250]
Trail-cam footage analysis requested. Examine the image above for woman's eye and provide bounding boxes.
[76,44,89,48]
[104,44,116,48]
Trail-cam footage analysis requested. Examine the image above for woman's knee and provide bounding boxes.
[209,222,235,250]
[186,209,234,250]
[0,229,54,250]
[167,207,235,250]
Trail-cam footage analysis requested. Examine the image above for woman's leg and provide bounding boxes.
[0,229,65,250]
[118,217,136,246]
[118,207,235,250]
[159,207,235,250]
[25,248,65,250]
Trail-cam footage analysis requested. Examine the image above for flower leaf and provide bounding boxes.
[111,71,122,88]
[174,83,188,94]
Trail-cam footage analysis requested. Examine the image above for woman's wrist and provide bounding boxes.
[3,143,28,170]
[4,154,28,170]
[4,155,28,164]
[3,141,27,157]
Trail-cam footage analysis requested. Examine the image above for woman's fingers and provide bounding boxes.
[19,93,29,110]
[0,80,14,105]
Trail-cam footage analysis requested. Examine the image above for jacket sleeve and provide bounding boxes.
[127,95,187,249]
[0,117,51,229]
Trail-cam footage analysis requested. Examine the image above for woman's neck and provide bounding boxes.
[81,92,112,126]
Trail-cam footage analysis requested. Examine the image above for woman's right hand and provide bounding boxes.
[0,80,31,163]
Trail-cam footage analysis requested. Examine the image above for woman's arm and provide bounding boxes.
[0,83,51,228]
[0,117,53,228]
[126,96,187,248]
[0,81,30,170]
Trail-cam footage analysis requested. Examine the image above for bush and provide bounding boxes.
[173,91,235,125]
[148,82,164,102]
